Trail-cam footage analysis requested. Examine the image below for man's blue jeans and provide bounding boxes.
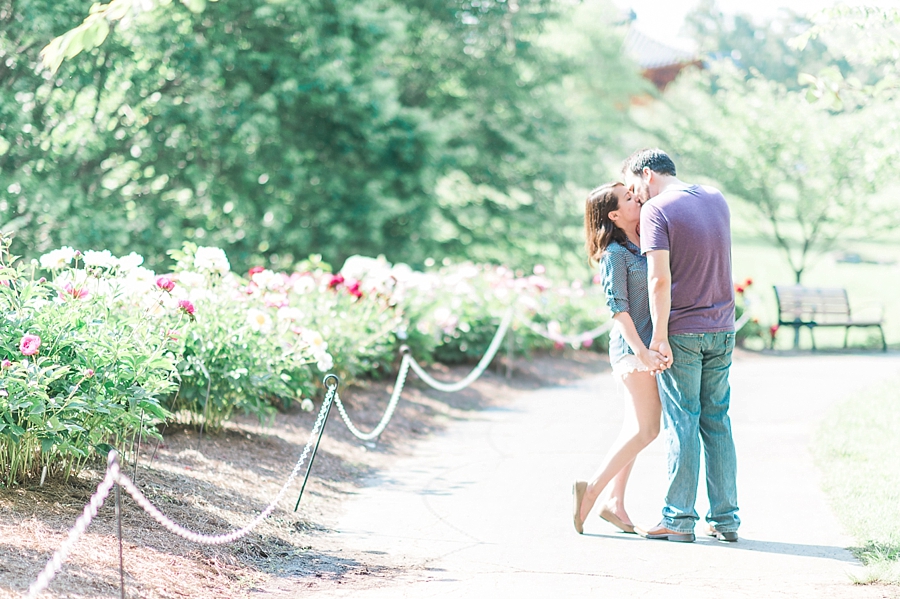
[656,331,740,534]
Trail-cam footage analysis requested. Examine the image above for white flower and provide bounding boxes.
[251,269,283,291]
[316,353,334,372]
[193,246,230,274]
[117,252,144,272]
[176,271,205,288]
[340,255,388,282]
[83,250,118,269]
[125,266,156,284]
[300,398,315,412]
[291,274,316,295]
[300,329,328,353]
[246,308,273,332]
[39,247,76,270]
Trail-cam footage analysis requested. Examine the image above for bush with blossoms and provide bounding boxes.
[1,239,612,485]
[0,240,177,486]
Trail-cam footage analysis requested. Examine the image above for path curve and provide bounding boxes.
[299,352,900,598]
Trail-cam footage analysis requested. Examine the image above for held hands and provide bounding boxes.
[647,338,674,375]
[637,346,669,374]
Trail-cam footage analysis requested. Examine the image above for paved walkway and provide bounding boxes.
[314,352,900,598]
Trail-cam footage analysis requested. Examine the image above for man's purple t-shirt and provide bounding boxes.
[640,184,735,335]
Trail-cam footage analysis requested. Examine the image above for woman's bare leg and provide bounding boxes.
[602,459,635,526]
[579,371,660,522]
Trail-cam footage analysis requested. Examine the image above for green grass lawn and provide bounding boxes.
[815,376,900,585]
[732,237,900,349]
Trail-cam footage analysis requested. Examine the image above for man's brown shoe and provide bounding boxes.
[705,523,738,542]
[634,522,695,543]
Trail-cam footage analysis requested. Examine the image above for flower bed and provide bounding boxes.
[0,239,610,485]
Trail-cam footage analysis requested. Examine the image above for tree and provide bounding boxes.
[648,64,896,283]
[683,0,850,90]
[1,0,644,275]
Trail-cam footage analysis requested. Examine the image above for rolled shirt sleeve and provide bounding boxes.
[599,250,630,315]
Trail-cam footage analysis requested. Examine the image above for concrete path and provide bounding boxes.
[315,352,900,598]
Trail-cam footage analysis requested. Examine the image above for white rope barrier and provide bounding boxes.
[24,306,626,595]
[332,355,410,441]
[520,318,614,346]
[26,458,119,599]
[25,383,337,598]
[404,307,515,393]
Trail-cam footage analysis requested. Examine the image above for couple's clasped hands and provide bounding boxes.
[638,339,673,375]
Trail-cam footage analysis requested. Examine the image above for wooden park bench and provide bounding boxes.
[774,285,887,351]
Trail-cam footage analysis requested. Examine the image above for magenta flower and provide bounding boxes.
[178,299,196,316]
[85,368,95,378]
[1,359,11,368]
[19,334,41,356]
[346,280,363,299]
[327,273,345,289]
[156,276,176,292]
[63,282,89,299]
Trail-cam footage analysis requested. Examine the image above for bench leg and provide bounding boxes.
[844,327,849,349]
[809,326,817,351]
[879,325,887,352]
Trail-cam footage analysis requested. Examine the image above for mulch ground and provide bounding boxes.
[0,350,606,599]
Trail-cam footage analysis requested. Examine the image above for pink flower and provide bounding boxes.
[37,277,46,284]
[1,359,11,368]
[533,264,546,275]
[85,368,95,378]
[156,276,175,292]
[769,324,779,339]
[166,329,179,341]
[592,273,603,285]
[248,266,265,278]
[63,283,89,299]
[553,341,565,351]
[346,280,363,299]
[327,273,345,289]
[0,280,9,287]
[581,338,593,349]
[19,334,41,356]
[178,299,196,316]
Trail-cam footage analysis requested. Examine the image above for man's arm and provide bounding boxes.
[646,249,673,371]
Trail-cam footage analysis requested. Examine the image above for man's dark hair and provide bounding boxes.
[622,148,676,177]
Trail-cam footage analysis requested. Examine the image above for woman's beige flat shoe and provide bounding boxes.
[572,481,587,534]
[599,506,636,534]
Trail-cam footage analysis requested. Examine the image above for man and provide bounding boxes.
[623,148,740,543]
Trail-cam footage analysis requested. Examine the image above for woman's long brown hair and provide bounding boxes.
[584,182,627,267]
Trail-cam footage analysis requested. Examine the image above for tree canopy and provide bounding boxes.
[1,0,645,273]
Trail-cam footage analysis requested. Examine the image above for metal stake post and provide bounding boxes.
[115,477,125,599]
[294,375,339,512]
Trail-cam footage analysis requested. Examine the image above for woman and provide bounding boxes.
[573,182,663,535]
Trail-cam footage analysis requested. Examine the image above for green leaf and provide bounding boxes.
[94,443,116,456]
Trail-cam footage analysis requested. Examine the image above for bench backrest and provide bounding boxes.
[774,285,850,324]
